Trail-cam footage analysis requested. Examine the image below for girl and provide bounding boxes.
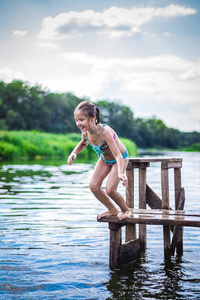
[67,101,131,220]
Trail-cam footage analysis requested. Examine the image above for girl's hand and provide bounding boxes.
[67,153,77,165]
[119,173,128,186]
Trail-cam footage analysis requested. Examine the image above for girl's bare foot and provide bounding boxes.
[118,210,132,220]
[97,208,119,220]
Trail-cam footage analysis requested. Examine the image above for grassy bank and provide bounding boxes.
[180,143,200,152]
[0,130,138,161]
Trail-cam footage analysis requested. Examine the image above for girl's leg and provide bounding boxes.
[106,157,131,220]
[89,158,119,219]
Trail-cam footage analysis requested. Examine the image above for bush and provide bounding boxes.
[120,138,138,157]
[180,143,200,152]
[0,141,20,159]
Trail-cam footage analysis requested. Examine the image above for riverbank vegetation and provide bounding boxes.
[0,80,199,156]
[0,130,138,160]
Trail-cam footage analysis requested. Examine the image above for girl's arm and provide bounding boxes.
[102,128,128,186]
[67,133,88,165]
[114,152,128,186]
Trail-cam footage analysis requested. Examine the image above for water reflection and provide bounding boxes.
[106,256,193,299]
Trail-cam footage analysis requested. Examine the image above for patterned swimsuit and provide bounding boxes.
[86,124,128,166]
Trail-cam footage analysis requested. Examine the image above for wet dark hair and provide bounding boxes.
[74,101,100,124]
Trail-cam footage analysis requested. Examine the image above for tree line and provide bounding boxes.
[0,80,199,149]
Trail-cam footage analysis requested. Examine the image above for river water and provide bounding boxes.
[0,151,199,299]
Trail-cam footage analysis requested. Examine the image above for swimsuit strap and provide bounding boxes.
[100,124,106,143]
[85,124,106,144]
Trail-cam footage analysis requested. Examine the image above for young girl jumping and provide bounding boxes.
[67,101,131,220]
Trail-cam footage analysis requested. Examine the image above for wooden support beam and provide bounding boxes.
[174,168,183,256]
[146,184,162,209]
[139,167,147,251]
[171,187,185,256]
[126,168,136,242]
[109,223,122,267]
[161,168,171,260]
[174,168,182,210]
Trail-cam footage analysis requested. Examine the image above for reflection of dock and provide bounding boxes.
[98,158,200,267]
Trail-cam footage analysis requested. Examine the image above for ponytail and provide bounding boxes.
[95,106,100,125]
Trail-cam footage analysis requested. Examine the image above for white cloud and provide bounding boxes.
[0,67,26,82]
[13,30,27,36]
[53,52,199,111]
[38,5,197,40]
[163,32,170,37]
[38,42,58,49]
[46,51,199,131]
[179,60,200,80]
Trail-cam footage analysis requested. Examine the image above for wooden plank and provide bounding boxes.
[171,188,185,256]
[98,209,200,227]
[161,169,169,208]
[118,239,141,266]
[127,161,133,170]
[125,168,136,241]
[129,158,182,164]
[99,208,200,216]
[146,184,162,209]
[174,169,182,210]
[163,225,171,259]
[161,161,182,169]
[161,168,170,260]
[139,167,147,251]
[126,169,134,208]
[174,168,184,243]
[134,162,150,169]
[146,185,173,233]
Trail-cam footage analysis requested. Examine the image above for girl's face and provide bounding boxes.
[74,111,95,132]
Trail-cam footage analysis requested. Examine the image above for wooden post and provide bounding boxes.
[161,165,171,259]
[174,168,182,210]
[109,223,121,267]
[172,170,184,256]
[126,162,136,242]
[139,164,148,251]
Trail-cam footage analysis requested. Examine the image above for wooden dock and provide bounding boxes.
[97,158,200,267]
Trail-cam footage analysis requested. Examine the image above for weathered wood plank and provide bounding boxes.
[174,168,183,255]
[100,208,200,216]
[139,167,147,251]
[126,169,134,208]
[109,223,122,267]
[174,169,182,210]
[98,209,200,227]
[161,161,182,169]
[125,168,136,241]
[129,158,182,164]
[118,239,141,266]
[163,225,171,259]
[161,168,170,259]
[171,188,185,256]
[146,184,162,209]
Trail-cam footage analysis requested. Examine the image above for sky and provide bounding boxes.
[0,0,199,132]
